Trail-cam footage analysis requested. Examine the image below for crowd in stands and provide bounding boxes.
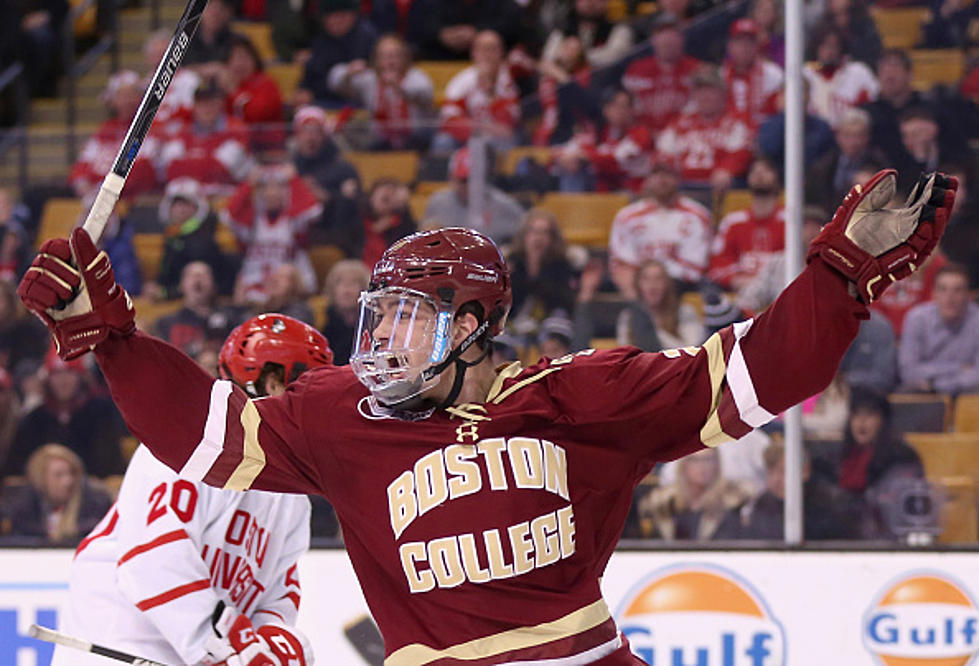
[0,0,978,546]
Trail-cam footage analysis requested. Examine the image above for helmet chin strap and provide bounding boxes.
[419,307,503,410]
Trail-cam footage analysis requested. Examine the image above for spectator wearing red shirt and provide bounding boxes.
[708,158,785,293]
[159,78,253,192]
[224,34,284,149]
[622,15,702,134]
[655,66,755,193]
[433,30,520,153]
[329,34,435,150]
[70,71,159,198]
[804,25,878,129]
[223,164,323,305]
[554,87,653,193]
[722,19,784,126]
[356,177,417,268]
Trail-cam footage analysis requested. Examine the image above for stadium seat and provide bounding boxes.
[37,198,82,248]
[233,21,277,63]
[101,474,125,500]
[215,222,240,253]
[589,338,619,350]
[910,49,964,90]
[307,293,328,331]
[888,393,951,435]
[906,432,979,490]
[130,297,182,331]
[500,146,553,176]
[953,394,979,433]
[536,192,630,248]
[345,151,420,189]
[719,189,751,219]
[415,61,469,104]
[409,192,429,222]
[266,63,303,100]
[415,181,448,196]
[936,476,978,543]
[132,233,165,283]
[308,244,344,290]
[607,0,628,21]
[871,7,931,50]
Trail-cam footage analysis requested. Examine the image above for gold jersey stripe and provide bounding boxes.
[485,361,524,403]
[223,400,267,490]
[384,598,612,665]
[698,332,736,448]
[490,367,561,405]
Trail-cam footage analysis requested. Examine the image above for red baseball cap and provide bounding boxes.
[729,18,760,39]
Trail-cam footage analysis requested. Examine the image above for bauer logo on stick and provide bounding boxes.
[154,31,190,101]
[863,571,979,665]
[616,564,786,665]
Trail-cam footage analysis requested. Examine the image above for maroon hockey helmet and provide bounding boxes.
[350,228,512,406]
[219,313,333,396]
[369,227,512,335]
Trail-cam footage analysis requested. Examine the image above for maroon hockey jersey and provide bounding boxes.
[94,260,865,665]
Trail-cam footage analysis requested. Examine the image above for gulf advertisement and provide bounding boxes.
[2,549,979,665]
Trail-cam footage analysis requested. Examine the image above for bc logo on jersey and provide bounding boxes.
[863,571,979,665]
[615,563,785,665]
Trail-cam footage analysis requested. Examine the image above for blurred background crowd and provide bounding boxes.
[0,0,976,547]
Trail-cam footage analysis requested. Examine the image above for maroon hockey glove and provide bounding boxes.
[212,607,313,666]
[17,227,135,360]
[807,169,957,303]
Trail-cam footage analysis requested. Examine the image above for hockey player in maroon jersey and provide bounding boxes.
[19,169,956,665]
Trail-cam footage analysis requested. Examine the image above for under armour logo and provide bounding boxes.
[456,423,479,443]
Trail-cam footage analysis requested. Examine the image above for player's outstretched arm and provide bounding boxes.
[739,170,956,417]
[18,228,318,495]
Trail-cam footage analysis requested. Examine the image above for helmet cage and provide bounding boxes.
[350,287,455,404]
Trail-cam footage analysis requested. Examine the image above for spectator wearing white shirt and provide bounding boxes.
[609,157,712,296]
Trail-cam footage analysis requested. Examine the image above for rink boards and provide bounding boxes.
[2,548,979,665]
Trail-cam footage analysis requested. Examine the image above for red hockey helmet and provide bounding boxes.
[351,228,512,405]
[219,313,333,396]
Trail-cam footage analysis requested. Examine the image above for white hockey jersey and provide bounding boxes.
[53,445,311,665]
[609,196,713,284]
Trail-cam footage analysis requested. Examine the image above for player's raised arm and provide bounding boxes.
[17,227,322,495]
[739,169,956,414]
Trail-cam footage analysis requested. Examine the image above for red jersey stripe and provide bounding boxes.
[282,591,301,610]
[254,608,285,622]
[118,529,190,565]
[74,507,119,559]
[136,579,211,611]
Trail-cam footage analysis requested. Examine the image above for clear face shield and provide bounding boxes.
[350,287,455,405]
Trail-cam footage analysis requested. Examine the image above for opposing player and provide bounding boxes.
[22,169,955,664]
[51,314,331,665]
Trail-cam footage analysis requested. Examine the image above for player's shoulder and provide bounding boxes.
[615,198,657,221]
[500,346,664,392]
[718,209,751,231]
[289,364,363,398]
[676,196,712,221]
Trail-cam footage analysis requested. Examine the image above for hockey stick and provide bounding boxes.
[81,0,209,245]
[28,624,165,665]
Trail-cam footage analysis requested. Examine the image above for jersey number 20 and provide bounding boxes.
[147,480,199,525]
